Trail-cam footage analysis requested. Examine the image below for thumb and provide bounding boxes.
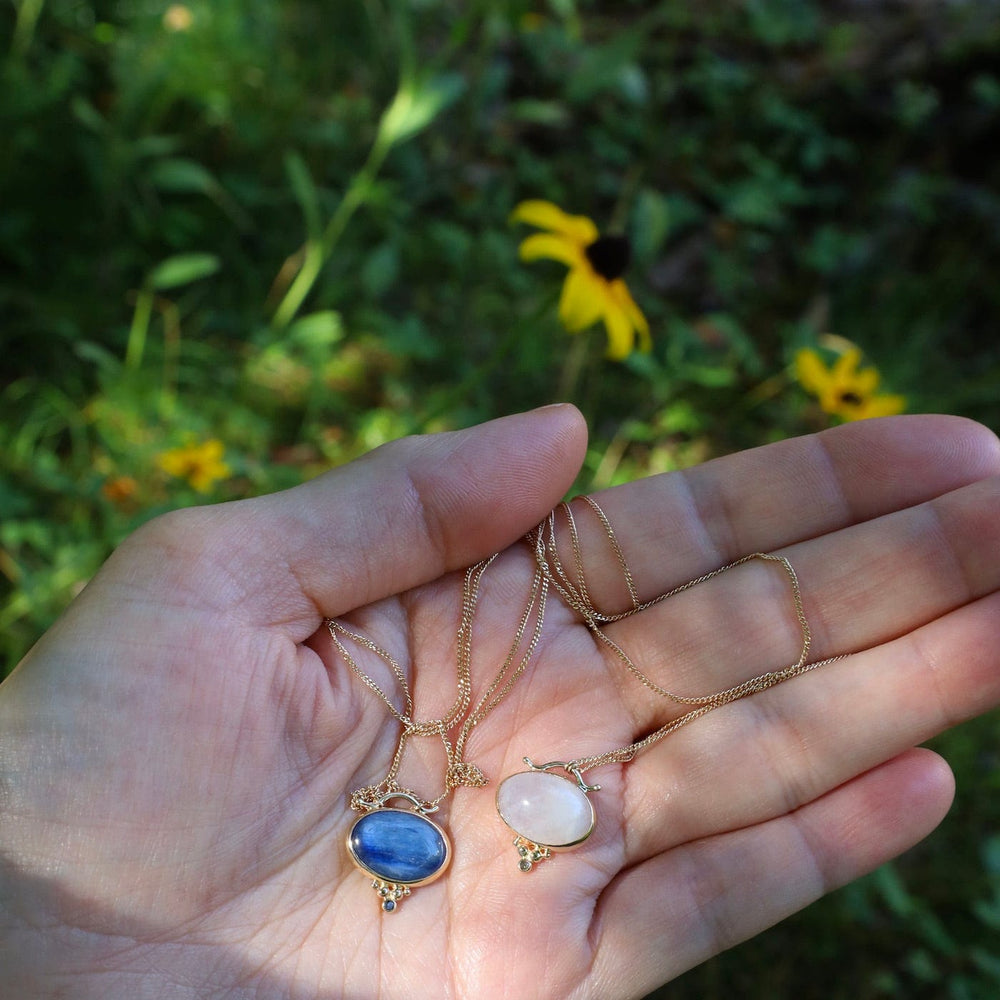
[102,405,588,637]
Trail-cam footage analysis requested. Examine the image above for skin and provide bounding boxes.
[1,403,1000,999]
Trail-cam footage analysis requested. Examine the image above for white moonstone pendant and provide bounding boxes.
[496,760,598,871]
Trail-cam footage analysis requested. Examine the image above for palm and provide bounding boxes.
[3,405,1000,1000]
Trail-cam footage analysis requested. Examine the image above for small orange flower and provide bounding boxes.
[157,438,231,493]
[102,475,139,506]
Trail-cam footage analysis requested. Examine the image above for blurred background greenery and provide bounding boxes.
[2,1,1000,996]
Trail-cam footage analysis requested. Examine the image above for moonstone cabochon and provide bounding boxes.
[496,770,596,849]
[347,808,451,886]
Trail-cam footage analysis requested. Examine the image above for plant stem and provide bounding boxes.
[126,288,154,370]
[270,137,390,331]
[556,329,592,402]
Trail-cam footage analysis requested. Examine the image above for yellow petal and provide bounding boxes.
[558,267,605,332]
[832,347,863,381]
[190,459,230,493]
[511,200,599,245]
[189,471,212,493]
[794,349,830,395]
[610,280,650,352]
[605,278,653,351]
[157,450,190,477]
[854,366,880,395]
[518,233,584,268]
[602,300,635,360]
[859,394,907,419]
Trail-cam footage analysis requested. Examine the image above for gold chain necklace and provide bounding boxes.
[328,496,842,907]
[494,496,845,871]
[325,553,549,911]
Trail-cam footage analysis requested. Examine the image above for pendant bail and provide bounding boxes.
[523,756,601,793]
[352,788,439,815]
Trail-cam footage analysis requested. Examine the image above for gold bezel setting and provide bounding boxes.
[496,760,599,869]
[347,806,452,909]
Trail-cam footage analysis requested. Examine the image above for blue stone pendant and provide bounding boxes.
[347,798,451,912]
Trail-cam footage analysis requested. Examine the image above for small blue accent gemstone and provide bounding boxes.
[349,809,449,885]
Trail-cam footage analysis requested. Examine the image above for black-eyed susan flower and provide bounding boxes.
[157,438,231,493]
[795,344,905,421]
[512,199,650,361]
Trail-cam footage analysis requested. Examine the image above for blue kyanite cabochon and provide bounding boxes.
[349,809,449,884]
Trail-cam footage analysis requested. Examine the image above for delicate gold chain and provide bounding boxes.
[326,552,549,813]
[530,497,845,775]
[329,492,843,808]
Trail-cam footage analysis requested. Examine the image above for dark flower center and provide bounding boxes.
[839,391,864,407]
[584,235,631,281]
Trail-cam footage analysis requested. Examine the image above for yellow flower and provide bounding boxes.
[512,199,650,361]
[794,346,906,421]
[163,4,194,32]
[157,438,231,493]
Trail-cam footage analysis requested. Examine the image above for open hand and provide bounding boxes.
[2,404,999,999]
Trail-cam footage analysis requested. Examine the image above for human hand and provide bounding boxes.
[2,405,999,999]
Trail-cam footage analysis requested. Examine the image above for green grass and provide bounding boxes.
[3,1,1000,995]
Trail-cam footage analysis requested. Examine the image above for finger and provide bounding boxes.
[565,415,1000,611]
[589,748,954,998]
[619,587,1000,866]
[520,469,1000,868]
[108,405,588,636]
[594,470,1000,705]
[506,465,1000,787]
[482,421,1000,877]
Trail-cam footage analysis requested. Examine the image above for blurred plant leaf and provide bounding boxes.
[148,158,220,195]
[70,95,107,133]
[147,253,221,291]
[133,135,183,159]
[284,151,322,239]
[147,158,251,229]
[566,31,646,104]
[631,188,672,262]
[970,948,1000,984]
[361,243,400,298]
[286,311,343,350]
[73,341,123,377]
[376,72,466,150]
[510,99,570,126]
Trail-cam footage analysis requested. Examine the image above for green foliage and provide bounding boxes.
[2,2,1000,994]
